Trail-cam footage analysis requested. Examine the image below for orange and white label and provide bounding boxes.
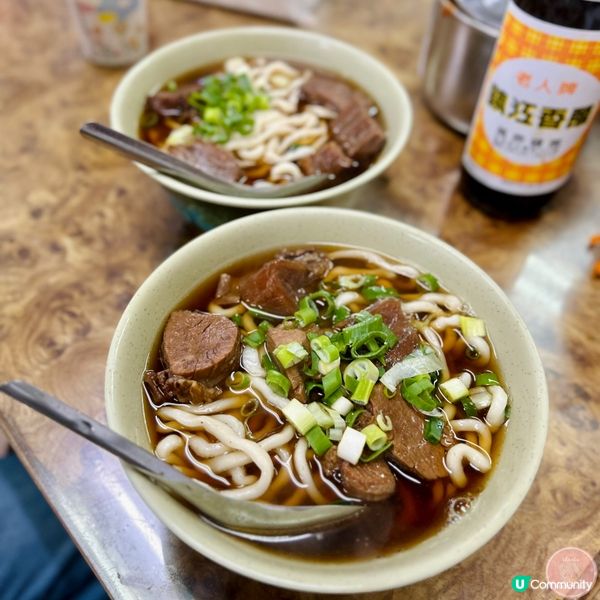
[463,1,600,195]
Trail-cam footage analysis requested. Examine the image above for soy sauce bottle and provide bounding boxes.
[461,0,600,219]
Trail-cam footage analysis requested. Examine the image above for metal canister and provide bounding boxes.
[420,0,503,134]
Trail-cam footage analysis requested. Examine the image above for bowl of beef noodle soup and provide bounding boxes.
[110,28,412,221]
[105,207,547,592]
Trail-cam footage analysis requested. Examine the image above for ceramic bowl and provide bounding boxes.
[105,207,547,592]
[110,27,412,226]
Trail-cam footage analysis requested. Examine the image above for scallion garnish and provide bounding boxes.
[188,73,269,144]
[294,296,318,327]
[336,427,366,465]
[230,313,243,327]
[332,304,351,325]
[338,273,377,290]
[322,367,342,399]
[343,358,380,390]
[361,285,399,301]
[282,399,317,435]
[361,424,388,451]
[266,370,291,398]
[360,441,393,463]
[439,377,470,402]
[273,341,308,369]
[345,408,365,428]
[351,377,375,405]
[307,403,335,429]
[401,374,438,412]
[416,273,439,292]
[227,371,250,392]
[305,426,332,456]
[460,396,478,417]
[243,329,265,348]
[423,417,444,444]
[350,330,394,359]
[460,316,486,338]
[475,371,500,386]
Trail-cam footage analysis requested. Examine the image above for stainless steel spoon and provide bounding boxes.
[0,381,363,535]
[80,122,328,198]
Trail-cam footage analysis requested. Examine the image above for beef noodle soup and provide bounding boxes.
[143,246,509,559]
[139,57,386,189]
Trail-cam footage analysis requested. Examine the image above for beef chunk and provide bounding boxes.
[266,325,309,402]
[367,297,419,365]
[161,310,241,386]
[301,75,371,113]
[332,102,386,162]
[144,370,221,405]
[339,460,396,502]
[168,141,242,183]
[240,251,331,316]
[214,273,240,305]
[369,385,448,480]
[147,83,200,119]
[319,447,395,502]
[298,141,352,176]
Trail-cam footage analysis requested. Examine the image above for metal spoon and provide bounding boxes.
[80,122,328,198]
[0,381,362,535]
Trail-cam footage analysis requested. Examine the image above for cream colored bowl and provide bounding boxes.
[110,27,412,210]
[105,208,547,593]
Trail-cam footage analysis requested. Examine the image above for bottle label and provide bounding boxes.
[463,1,600,196]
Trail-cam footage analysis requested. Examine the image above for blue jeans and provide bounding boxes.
[0,452,107,600]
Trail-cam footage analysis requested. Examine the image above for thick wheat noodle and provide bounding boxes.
[188,433,228,458]
[207,301,245,316]
[402,301,443,315]
[327,250,420,279]
[206,425,295,473]
[166,396,245,415]
[229,466,256,486]
[419,293,463,312]
[445,443,492,488]
[325,266,396,281]
[294,438,328,504]
[450,418,492,454]
[155,408,274,500]
[486,386,508,432]
[155,433,184,460]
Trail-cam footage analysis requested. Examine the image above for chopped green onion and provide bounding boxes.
[376,413,393,432]
[261,353,277,372]
[304,381,323,399]
[282,399,317,435]
[460,396,478,417]
[243,329,265,348]
[361,424,388,451]
[307,290,335,319]
[362,285,399,301]
[475,372,500,386]
[325,406,346,429]
[343,358,380,388]
[307,403,335,429]
[230,313,243,327]
[416,273,439,292]
[345,408,365,428]
[439,377,470,402]
[328,427,345,442]
[460,316,486,338]
[266,370,291,398]
[350,331,394,359]
[330,396,353,416]
[318,357,340,376]
[504,402,511,420]
[295,296,318,324]
[338,274,376,289]
[240,399,258,417]
[380,345,443,392]
[336,427,366,465]
[332,304,351,325]
[423,417,444,444]
[351,378,375,405]
[360,441,392,463]
[305,426,332,456]
[322,367,342,399]
[227,371,250,392]
[310,335,340,364]
[303,351,320,377]
[401,374,438,412]
[166,79,178,91]
[273,341,308,369]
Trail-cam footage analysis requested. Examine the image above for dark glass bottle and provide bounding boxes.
[461,0,600,219]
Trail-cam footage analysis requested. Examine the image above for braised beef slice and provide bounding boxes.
[144,369,221,405]
[331,102,386,162]
[319,447,395,502]
[240,250,331,316]
[301,75,371,113]
[161,310,241,386]
[369,385,448,480]
[168,142,242,183]
[367,297,419,365]
[147,83,200,119]
[298,141,352,176]
[266,325,309,402]
[214,273,240,305]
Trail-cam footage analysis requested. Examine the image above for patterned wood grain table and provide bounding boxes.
[1,1,599,598]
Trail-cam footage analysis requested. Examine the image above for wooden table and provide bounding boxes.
[1,1,599,598]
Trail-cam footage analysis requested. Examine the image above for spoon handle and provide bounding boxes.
[79,122,230,191]
[0,380,176,481]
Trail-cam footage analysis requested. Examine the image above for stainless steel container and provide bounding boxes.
[420,0,501,134]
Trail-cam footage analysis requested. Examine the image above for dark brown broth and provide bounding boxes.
[143,244,507,561]
[138,59,385,188]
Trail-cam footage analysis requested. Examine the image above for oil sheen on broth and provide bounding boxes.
[143,245,509,561]
[139,57,386,189]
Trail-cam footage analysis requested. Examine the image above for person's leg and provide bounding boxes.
[0,452,108,600]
